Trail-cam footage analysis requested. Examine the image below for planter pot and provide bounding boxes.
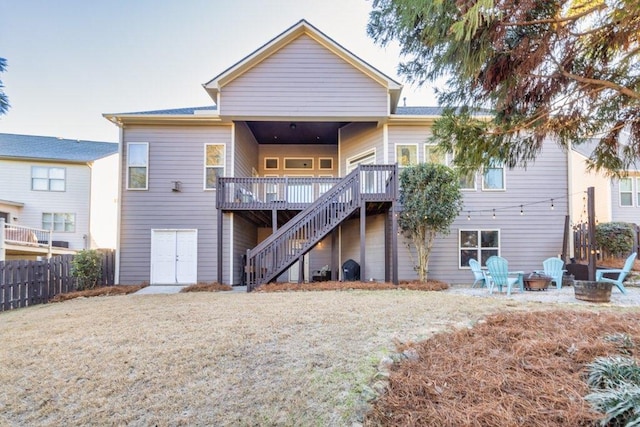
[574,280,613,303]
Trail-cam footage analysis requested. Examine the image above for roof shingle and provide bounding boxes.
[0,133,118,162]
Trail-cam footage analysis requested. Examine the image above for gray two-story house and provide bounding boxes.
[105,20,570,289]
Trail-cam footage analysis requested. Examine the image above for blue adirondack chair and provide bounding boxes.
[469,259,487,288]
[486,256,524,296]
[596,252,637,294]
[535,257,566,290]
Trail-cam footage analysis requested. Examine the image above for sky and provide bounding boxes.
[0,0,439,143]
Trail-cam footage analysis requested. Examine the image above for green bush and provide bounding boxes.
[71,250,103,290]
[595,222,636,258]
[585,356,640,426]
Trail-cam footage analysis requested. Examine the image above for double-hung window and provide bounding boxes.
[396,144,418,168]
[204,144,225,189]
[459,229,500,268]
[482,160,505,190]
[32,166,65,191]
[42,213,75,232]
[620,177,633,206]
[127,143,148,190]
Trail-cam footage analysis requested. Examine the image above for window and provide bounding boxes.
[42,213,75,232]
[205,144,225,189]
[459,229,500,268]
[32,166,65,191]
[424,144,446,165]
[319,158,333,170]
[637,178,640,206]
[396,144,418,168]
[127,143,148,190]
[459,172,476,190]
[284,158,313,170]
[346,149,376,173]
[482,161,505,190]
[620,177,633,206]
[264,158,278,170]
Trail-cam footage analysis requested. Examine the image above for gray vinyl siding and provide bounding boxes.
[341,214,386,281]
[118,125,232,284]
[0,159,91,250]
[234,122,259,177]
[410,139,570,284]
[610,177,640,224]
[339,123,383,175]
[220,35,388,118]
[232,213,257,285]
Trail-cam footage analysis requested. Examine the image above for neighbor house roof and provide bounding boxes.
[0,133,118,163]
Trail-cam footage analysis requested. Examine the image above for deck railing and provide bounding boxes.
[243,164,397,290]
[217,176,343,210]
[1,221,51,247]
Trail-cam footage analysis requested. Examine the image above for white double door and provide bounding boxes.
[150,229,198,284]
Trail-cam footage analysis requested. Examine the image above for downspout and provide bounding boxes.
[115,125,124,284]
[87,161,93,250]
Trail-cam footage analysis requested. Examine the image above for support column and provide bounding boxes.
[360,203,366,282]
[385,210,390,283]
[331,228,339,281]
[0,218,5,262]
[272,209,278,233]
[217,209,223,284]
[392,202,398,285]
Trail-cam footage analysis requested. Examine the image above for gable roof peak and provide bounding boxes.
[203,19,403,109]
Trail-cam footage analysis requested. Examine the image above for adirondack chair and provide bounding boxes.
[486,256,524,296]
[469,259,487,288]
[535,257,566,290]
[595,252,637,294]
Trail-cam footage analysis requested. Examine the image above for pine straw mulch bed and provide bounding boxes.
[256,280,449,292]
[49,283,148,302]
[365,310,640,427]
[180,282,233,292]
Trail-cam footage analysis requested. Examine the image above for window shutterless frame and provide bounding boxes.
[204,143,226,190]
[459,229,500,268]
[126,142,149,190]
[619,177,633,207]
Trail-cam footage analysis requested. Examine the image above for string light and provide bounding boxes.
[461,191,582,219]
[492,209,496,219]
[550,199,554,210]
[520,205,524,215]
[467,211,471,221]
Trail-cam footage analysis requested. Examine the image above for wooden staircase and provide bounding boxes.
[245,164,396,290]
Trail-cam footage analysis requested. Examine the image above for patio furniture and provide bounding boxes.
[469,259,488,288]
[486,256,524,296]
[595,252,637,294]
[535,257,566,290]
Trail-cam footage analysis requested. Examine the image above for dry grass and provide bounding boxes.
[180,282,233,292]
[1,279,639,425]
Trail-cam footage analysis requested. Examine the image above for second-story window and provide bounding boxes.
[205,144,225,189]
[482,160,505,190]
[396,144,418,168]
[620,177,633,206]
[127,143,148,190]
[42,212,76,232]
[32,166,65,191]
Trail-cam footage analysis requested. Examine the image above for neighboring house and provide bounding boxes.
[0,133,118,261]
[105,20,571,288]
[570,138,640,225]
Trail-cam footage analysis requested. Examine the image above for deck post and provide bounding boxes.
[0,218,5,261]
[272,209,278,233]
[331,227,339,281]
[385,210,390,283]
[587,186,596,281]
[217,208,223,284]
[360,202,366,282]
[392,202,398,285]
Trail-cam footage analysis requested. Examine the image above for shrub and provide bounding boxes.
[595,222,636,258]
[71,250,103,290]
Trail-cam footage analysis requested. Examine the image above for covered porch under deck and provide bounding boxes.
[216,165,399,289]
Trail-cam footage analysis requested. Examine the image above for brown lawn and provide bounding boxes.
[0,276,638,425]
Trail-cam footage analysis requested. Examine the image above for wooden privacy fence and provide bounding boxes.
[573,223,640,261]
[0,249,115,311]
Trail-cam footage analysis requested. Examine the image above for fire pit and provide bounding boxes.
[523,273,552,291]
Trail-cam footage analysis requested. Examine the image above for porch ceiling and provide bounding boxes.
[245,121,347,145]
